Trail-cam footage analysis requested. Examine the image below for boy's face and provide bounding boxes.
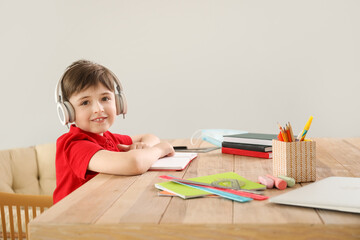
[69,83,117,135]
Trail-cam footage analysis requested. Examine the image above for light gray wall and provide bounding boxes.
[0,1,359,150]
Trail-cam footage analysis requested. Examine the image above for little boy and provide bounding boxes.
[53,60,174,204]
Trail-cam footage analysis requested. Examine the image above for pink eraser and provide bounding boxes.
[258,176,274,189]
[266,174,287,190]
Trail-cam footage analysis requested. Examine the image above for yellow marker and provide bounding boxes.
[299,116,313,141]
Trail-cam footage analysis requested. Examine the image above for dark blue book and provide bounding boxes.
[222,141,272,152]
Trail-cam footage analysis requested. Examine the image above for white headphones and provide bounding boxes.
[55,72,127,126]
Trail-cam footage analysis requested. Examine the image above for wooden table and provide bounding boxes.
[29,138,360,240]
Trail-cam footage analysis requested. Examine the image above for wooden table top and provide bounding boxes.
[29,138,360,240]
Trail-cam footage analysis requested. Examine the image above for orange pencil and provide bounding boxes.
[285,124,292,142]
[277,132,284,141]
[288,122,295,142]
[278,123,288,142]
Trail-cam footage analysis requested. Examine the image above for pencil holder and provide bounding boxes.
[272,139,316,183]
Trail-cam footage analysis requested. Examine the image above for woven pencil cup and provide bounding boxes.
[272,139,316,183]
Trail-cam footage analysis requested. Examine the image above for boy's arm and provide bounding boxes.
[120,133,160,150]
[87,141,174,175]
[131,133,160,146]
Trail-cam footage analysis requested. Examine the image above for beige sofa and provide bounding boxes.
[0,143,56,239]
[0,143,56,195]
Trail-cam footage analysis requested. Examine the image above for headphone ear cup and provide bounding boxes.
[115,94,122,115]
[120,92,127,115]
[57,102,69,125]
[115,93,127,115]
[64,101,75,123]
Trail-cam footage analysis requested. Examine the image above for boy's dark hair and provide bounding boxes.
[61,60,117,101]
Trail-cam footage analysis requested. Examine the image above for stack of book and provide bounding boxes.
[221,133,278,159]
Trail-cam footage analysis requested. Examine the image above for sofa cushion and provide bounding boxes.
[0,150,14,193]
[35,143,56,195]
[10,147,40,195]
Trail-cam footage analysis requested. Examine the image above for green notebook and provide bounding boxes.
[223,132,278,146]
[155,172,265,199]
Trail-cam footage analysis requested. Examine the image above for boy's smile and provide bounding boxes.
[92,117,107,122]
[69,83,117,135]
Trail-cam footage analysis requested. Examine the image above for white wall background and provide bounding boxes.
[0,0,359,150]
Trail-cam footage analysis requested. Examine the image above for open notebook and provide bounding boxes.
[149,152,197,171]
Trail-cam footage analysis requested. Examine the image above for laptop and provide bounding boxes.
[269,176,360,214]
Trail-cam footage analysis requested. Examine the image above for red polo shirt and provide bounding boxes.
[53,125,132,204]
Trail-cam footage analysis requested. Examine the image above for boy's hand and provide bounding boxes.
[155,142,175,158]
[117,142,150,152]
[117,141,174,158]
